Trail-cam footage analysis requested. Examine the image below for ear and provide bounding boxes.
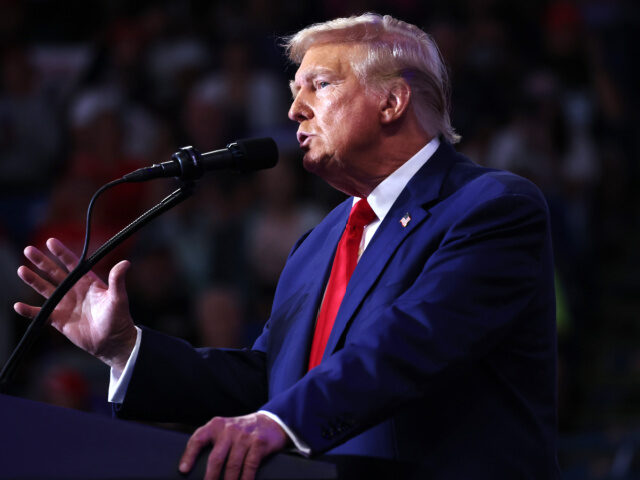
[379,79,411,125]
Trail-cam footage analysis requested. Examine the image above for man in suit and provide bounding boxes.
[15,13,560,480]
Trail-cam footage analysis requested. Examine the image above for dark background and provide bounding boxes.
[0,1,638,478]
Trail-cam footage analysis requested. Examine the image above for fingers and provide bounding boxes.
[206,437,232,480]
[15,241,73,321]
[179,419,236,480]
[17,265,56,299]
[179,414,288,480]
[23,245,68,284]
[183,423,250,480]
[180,424,213,475]
[108,260,131,300]
[46,238,80,272]
[223,442,250,480]
[239,447,263,480]
[14,301,40,319]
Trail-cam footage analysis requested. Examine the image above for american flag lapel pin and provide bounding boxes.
[400,213,411,227]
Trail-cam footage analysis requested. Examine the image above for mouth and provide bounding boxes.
[297,131,312,149]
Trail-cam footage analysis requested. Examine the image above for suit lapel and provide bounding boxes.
[321,142,459,360]
[270,201,351,388]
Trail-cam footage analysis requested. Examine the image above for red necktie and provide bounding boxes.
[308,199,377,370]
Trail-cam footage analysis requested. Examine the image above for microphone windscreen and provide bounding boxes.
[233,138,279,172]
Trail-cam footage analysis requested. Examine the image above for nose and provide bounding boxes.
[288,92,312,123]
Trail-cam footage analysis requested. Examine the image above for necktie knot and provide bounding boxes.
[347,199,377,228]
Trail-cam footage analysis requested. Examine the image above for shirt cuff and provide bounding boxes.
[257,410,311,456]
[108,326,142,403]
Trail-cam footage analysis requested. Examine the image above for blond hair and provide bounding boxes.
[284,13,460,144]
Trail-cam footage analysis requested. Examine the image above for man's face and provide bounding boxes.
[289,43,383,196]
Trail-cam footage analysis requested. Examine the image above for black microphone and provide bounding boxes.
[122,137,278,182]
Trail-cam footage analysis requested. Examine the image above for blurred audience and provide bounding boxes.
[246,154,324,319]
[0,44,61,246]
[194,285,245,349]
[1,1,638,477]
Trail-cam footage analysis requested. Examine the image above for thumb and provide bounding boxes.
[108,260,131,299]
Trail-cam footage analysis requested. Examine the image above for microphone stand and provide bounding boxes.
[0,181,195,394]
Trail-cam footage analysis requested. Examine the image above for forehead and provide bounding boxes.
[293,43,362,83]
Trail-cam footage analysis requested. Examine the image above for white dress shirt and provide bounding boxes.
[109,137,441,454]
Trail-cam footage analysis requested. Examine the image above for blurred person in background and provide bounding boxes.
[194,286,245,349]
[246,154,324,319]
[0,44,61,247]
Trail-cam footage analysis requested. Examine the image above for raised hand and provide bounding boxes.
[14,238,137,372]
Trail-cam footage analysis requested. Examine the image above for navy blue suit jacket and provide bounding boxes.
[116,142,560,478]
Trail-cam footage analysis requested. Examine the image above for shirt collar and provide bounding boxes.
[354,137,440,222]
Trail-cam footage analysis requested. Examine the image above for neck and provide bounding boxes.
[353,126,433,197]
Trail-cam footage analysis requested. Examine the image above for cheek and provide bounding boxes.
[341,103,378,140]
[315,92,379,151]
[319,96,345,127]
[322,97,360,132]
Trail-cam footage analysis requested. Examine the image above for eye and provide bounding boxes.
[316,80,330,90]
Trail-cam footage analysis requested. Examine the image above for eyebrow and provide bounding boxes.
[289,67,337,97]
[289,80,298,98]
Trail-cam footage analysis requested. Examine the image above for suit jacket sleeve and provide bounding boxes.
[114,327,268,424]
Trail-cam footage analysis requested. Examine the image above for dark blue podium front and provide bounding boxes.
[0,393,337,479]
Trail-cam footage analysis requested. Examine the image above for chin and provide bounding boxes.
[302,155,354,195]
[301,152,324,174]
